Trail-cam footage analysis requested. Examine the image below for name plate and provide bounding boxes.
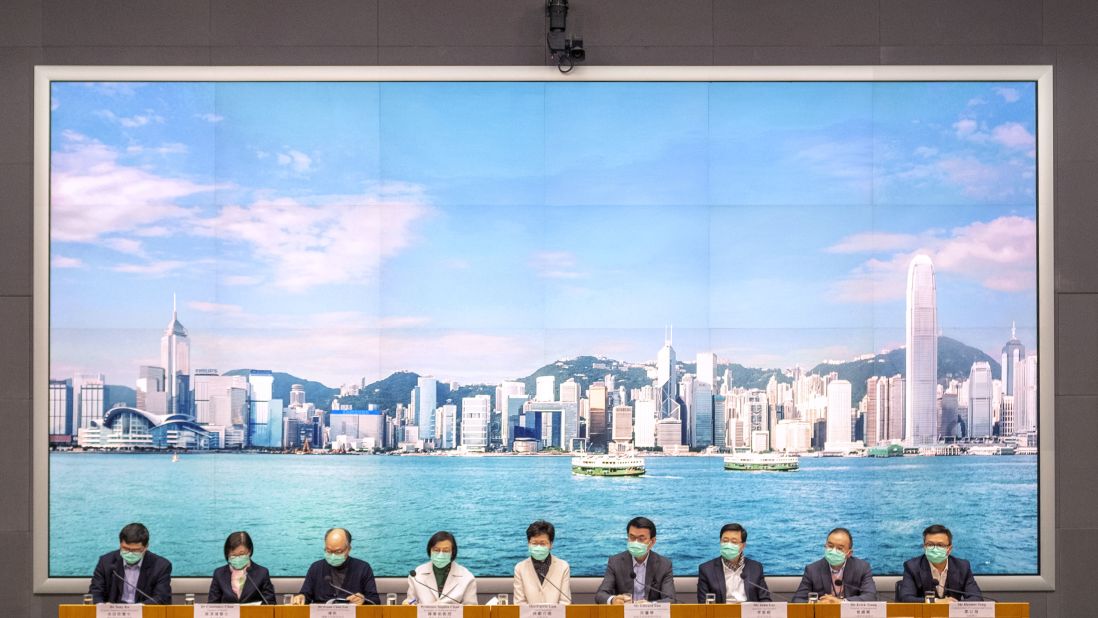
[841,601,887,618]
[521,603,566,618]
[96,605,142,618]
[418,603,464,618]
[949,602,996,618]
[624,601,671,618]
[194,605,241,618]
[741,602,787,618]
[311,605,356,618]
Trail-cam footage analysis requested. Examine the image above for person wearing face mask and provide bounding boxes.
[207,531,276,604]
[696,523,770,603]
[88,522,173,604]
[595,516,675,604]
[896,524,982,603]
[513,519,572,604]
[406,531,478,604]
[291,528,379,605]
[792,527,877,603]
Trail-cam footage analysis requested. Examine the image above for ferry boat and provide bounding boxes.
[967,444,1017,456]
[571,453,646,477]
[723,452,799,472]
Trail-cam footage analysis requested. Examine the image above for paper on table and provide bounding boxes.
[949,602,996,618]
[623,601,671,618]
[520,602,566,618]
[95,605,142,618]
[194,604,241,618]
[840,601,887,618]
[741,602,788,618]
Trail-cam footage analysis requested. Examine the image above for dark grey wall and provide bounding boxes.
[1,1,1095,616]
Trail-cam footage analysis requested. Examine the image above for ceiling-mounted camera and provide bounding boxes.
[547,0,585,73]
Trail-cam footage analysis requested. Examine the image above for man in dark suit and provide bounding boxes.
[792,527,877,603]
[897,524,983,603]
[88,522,173,604]
[291,528,380,605]
[696,523,770,603]
[595,516,675,604]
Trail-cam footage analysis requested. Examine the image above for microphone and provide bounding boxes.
[407,569,463,604]
[629,570,677,603]
[111,570,157,604]
[833,578,844,598]
[532,560,570,603]
[939,586,999,603]
[325,575,377,605]
[741,576,787,603]
[243,567,271,605]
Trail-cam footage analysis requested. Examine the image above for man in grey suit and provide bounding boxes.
[595,517,675,604]
[792,527,877,603]
[696,523,770,603]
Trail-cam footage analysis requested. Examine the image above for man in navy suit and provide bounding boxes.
[88,522,173,604]
[595,517,675,604]
[897,524,983,603]
[697,523,770,603]
[792,527,877,603]
[291,528,380,605]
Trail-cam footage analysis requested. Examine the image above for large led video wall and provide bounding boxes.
[38,68,1050,584]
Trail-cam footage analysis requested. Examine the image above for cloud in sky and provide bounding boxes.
[197,113,224,123]
[193,187,432,292]
[51,255,83,269]
[51,131,220,243]
[276,148,312,173]
[112,259,188,276]
[95,109,164,128]
[995,87,1021,103]
[188,300,244,315]
[529,251,585,279]
[828,215,1036,303]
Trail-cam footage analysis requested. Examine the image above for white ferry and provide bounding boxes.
[571,453,646,477]
[723,452,799,472]
[967,444,1017,456]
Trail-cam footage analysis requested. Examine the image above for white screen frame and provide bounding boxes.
[33,64,1055,596]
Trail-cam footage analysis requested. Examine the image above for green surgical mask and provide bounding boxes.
[627,541,649,559]
[120,550,144,566]
[824,548,847,567]
[528,545,550,561]
[925,546,949,564]
[228,555,251,570]
[719,542,741,561]
[325,551,348,568]
[431,551,452,569]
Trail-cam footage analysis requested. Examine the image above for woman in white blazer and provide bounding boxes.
[514,520,571,604]
[407,531,478,604]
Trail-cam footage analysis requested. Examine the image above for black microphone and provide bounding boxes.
[833,578,844,598]
[939,586,999,603]
[407,569,463,604]
[325,575,377,605]
[111,570,157,604]
[629,570,677,603]
[741,576,788,603]
[532,560,570,603]
[243,567,271,605]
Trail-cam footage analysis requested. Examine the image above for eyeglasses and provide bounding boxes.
[627,535,651,543]
[924,542,951,549]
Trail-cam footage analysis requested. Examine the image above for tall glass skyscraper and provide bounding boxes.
[905,254,938,445]
[161,296,190,416]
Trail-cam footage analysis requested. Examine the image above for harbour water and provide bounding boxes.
[49,452,1037,578]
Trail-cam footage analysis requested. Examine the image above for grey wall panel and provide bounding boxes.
[0,399,31,533]
[379,0,543,47]
[0,163,32,297]
[1054,160,1098,293]
[42,0,210,47]
[713,0,879,47]
[880,0,1044,46]
[0,47,42,165]
[4,1,1098,616]
[1054,396,1098,529]
[212,0,379,47]
[0,297,31,400]
[1055,294,1098,396]
[0,0,42,47]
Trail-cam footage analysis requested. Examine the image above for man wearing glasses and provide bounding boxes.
[595,517,675,604]
[897,524,983,603]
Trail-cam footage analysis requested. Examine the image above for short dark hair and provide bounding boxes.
[325,527,352,545]
[828,527,853,547]
[427,530,458,560]
[627,517,657,538]
[119,523,149,546]
[527,520,555,543]
[223,531,254,560]
[719,523,747,543]
[923,524,952,544]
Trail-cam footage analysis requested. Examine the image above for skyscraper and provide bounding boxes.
[826,379,852,447]
[587,382,608,447]
[1001,322,1025,397]
[416,376,437,441]
[74,373,106,430]
[161,296,191,416]
[691,381,714,448]
[460,395,491,452]
[49,379,73,438]
[696,352,717,388]
[656,328,679,419]
[905,254,938,445]
[968,362,993,438]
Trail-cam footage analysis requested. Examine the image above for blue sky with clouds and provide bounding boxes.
[49,80,1038,386]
